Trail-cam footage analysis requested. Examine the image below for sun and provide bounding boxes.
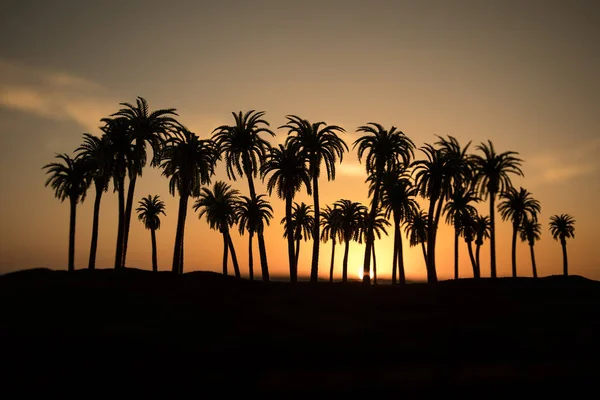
[357,266,374,280]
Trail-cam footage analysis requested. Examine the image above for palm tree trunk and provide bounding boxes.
[467,241,478,279]
[489,193,497,279]
[68,196,77,273]
[243,154,268,280]
[310,164,321,283]
[329,238,336,283]
[392,218,399,285]
[561,239,568,276]
[114,174,125,269]
[295,229,301,271]
[258,231,269,281]
[362,170,381,285]
[426,195,438,283]
[121,174,137,268]
[529,243,537,278]
[285,193,296,283]
[88,184,103,270]
[342,239,350,283]
[372,244,377,285]
[431,193,445,278]
[397,222,406,285]
[248,231,254,281]
[421,241,428,268]
[511,222,518,278]
[476,242,482,276]
[454,228,459,280]
[222,232,229,276]
[172,194,188,274]
[151,228,158,272]
[226,231,241,279]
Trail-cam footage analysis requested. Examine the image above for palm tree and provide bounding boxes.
[320,205,343,283]
[75,133,113,270]
[473,214,492,275]
[136,195,166,272]
[443,186,479,279]
[549,214,575,276]
[519,217,542,278]
[460,213,480,278]
[43,154,90,272]
[359,207,390,285]
[261,143,312,282]
[403,208,429,268]
[112,97,179,269]
[282,202,314,273]
[354,123,414,284]
[236,195,273,281]
[194,181,241,279]
[281,116,348,282]
[372,168,419,284]
[498,187,541,278]
[471,140,524,278]
[334,199,367,283]
[160,128,217,274]
[213,110,274,281]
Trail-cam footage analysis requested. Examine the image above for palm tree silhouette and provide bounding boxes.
[194,181,241,279]
[236,195,273,281]
[320,205,343,283]
[112,97,179,269]
[359,207,390,284]
[549,214,575,276]
[354,123,414,284]
[443,186,479,279]
[334,199,367,283]
[471,140,523,278]
[473,214,492,275]
[460,213,480,278]
[403,208,429,268]
[498,187,541,278]
[43,154,90,272]
[160,128,217,274]
[519,217,542,278]
[281,116,347,283]
[213,111,274,281]
[282,202,314,274]
[136,195,166,272]
[75,133,113,270]
[261,143,312,282]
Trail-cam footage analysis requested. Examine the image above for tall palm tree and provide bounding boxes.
[334,199,367,283]
[403,208,429,269]
[194,181,241,279]
[473,214,492,275]
[282,202,314,273]
[372,168,419,284]
[213,110,274,281]
[354,123,414,284]
[359,207,390,285]
[320,205,343,283]
[549,214,575,276]
[281,116,347,283]
[43,154,90,272]
[160,129,217,274]
[498,187,541,278]
[236,195,273,281]
[443,186,479,279]
[75,133,113,270]
[261,143,312,282]
[112,97,179,269]
[471,140,524,278]
[136,195,166,272]
[519,217,542,278]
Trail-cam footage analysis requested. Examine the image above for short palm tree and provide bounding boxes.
[281,115,348,282]
[282,202,314,274]
[498,187,541,278]
[213,110,274,281]
[354,123,414,284]
[460,213,480,278]
[549,214,575,276]
[194,181,241,279]
[75,133,113,270]
[359,207,390,285]
[43,154,90,272]
[136,195,166,272]
[160,129,217,274]
[519,217,542,278]
[236,194,273,281]
[473,214,492,275]
[334,199,367,283]
[403,208,429,268]
[261,143,312,282]
[471,140,524,278]
[320,205,343,283]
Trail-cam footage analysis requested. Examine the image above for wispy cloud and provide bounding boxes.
[529,138,600,184]
[338,162,366,178]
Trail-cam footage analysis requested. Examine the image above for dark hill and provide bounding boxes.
[1,268,599,395]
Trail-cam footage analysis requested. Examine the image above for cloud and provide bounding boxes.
[338,162,366,178]
[529,138,600,184]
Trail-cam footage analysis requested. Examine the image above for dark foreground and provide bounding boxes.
[1,268,599,395]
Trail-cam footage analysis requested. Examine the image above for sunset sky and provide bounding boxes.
[1,0,599,281]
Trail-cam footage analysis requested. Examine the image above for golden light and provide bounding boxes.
[357,266,374,280]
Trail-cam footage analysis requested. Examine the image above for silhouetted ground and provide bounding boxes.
[1,268,599,395]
